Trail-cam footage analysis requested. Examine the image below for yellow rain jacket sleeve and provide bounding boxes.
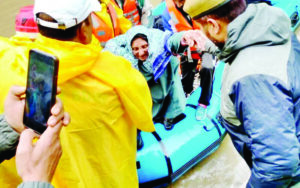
[109,0,132,34]
[0,35,154,188]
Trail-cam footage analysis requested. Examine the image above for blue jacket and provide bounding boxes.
[215,4,300,187]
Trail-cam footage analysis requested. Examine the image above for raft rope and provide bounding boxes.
[152,131,173,182]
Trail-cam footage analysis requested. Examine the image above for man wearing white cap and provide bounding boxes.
[0,0,155,187]
[184,0,300,187]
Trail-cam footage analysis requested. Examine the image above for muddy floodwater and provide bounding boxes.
[1,1,300,188]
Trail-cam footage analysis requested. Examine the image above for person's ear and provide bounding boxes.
[206,18,220,36]
[77,21,91,45]
[206,17,228,44]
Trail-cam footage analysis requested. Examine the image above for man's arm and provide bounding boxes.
[230,76,298,187]
[0,114,19,163]
[16,106,69,188]
[168,30,208,54]
[0,86,26,163]
[1,86,70,188]
[169,29,220,56]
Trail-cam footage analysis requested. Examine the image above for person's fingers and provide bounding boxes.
[9,85,26,97]
[181,35,194,46]
[16,129,37,154]
[188,39,195,47]
[181,37,187,45]
[48,114,64,127]
[194,40,205,51]
[48,98,65,127]
[56,87,61,95]
[191,31,206,51]
[49,111,71,127]
[40,120,63,142]
[51,97,63,116]
[183,30,207,48]
[63,112,71,126]
[21,99,25,106]
[48,122,63,142]
[16,129,36,178]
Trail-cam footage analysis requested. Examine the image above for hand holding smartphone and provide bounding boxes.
[24,49,59,134]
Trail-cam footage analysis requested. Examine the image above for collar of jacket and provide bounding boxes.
[219,3,291,63]
[34,34,102,84]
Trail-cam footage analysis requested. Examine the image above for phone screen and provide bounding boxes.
[24,49,58,134]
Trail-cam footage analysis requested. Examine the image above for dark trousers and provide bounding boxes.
[180,53,214,105]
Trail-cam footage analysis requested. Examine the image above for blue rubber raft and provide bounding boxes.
[137,62,226,187]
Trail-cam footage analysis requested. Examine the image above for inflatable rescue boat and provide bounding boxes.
[137,62,226,187]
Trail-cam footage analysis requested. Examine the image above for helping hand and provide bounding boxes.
[16,99,70,182]
[180,30,208,51]
[4,86,70,133]
[4,86,26,133]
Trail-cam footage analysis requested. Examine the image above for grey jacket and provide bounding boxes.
[212,3,300,187]
[0,114,19,163]
[17,182,53,188]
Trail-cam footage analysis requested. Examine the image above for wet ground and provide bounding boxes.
[169,135,250,188]
[0,1,300,188]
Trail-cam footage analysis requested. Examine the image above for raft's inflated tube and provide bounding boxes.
[137,62,226,188]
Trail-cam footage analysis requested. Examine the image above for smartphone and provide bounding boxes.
[23,49,59,134]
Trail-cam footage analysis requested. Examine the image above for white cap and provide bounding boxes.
[34,0,101,30]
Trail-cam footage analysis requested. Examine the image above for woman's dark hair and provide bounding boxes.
[130,33,148,46]
[37,13,90,41]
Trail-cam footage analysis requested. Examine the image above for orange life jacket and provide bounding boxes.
[92,2,120,46]
[166,0,200,31]
[122,0,141,26]
[166,0,201,59]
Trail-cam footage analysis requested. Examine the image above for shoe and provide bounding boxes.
[137,131,144,150]
[163,113,186,130]
[196,104,207,121]
[153,117,164,124]
[164,119,175,130]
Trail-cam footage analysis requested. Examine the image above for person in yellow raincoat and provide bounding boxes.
[0,0,155,187]
[92,0,132,46]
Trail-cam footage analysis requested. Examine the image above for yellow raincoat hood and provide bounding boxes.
[34,35,102,84]
[0,34,154,188]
